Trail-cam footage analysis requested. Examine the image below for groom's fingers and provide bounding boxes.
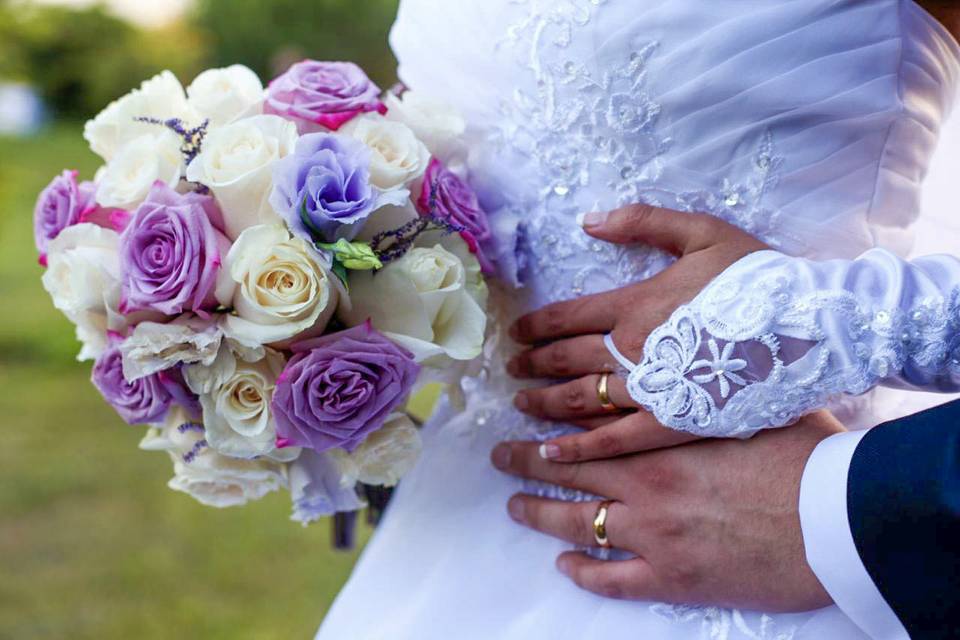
[514,374,637,420]
[507,334,617,379]
[557,553,660,601]
[507,495,628,548]
[510,292,619,344]
[491,442,616,497]
[539,413,698,462]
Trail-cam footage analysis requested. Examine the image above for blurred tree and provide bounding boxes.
[0,2,207,119]
[194,0,401,89]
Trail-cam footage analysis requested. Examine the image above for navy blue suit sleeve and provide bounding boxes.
[848,400,960,639]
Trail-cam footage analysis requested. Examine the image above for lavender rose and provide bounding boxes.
[119,182,234,317]
[265,60,384,132]
[92,346,194,424]
[416,159,494,274]
[270,133,405,243]
[272,321,420,453]
[34,170,97,265]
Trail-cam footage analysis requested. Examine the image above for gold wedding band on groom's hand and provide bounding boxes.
[593,500,616,548]
[596,372,619,413]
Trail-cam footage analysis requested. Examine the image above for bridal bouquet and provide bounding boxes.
[34,60,493,529]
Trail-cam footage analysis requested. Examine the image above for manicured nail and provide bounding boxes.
[556,556,572,576]
[514,392,529,411]
[580,210,609,228]
[507,496,525,523]
[539,443,562,460]
[491,443,512,470]
[506,357,521,377]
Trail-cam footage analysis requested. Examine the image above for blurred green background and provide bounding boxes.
[0,0,405,638]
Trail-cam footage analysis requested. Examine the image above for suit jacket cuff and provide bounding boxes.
[799,430,909,640]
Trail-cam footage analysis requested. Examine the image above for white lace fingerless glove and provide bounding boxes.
[616,249,960,438]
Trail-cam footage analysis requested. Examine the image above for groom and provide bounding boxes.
[493,399,960,639]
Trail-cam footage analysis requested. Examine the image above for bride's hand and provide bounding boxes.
[507,205,768,462]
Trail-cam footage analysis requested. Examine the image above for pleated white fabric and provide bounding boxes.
[316,2,960,638]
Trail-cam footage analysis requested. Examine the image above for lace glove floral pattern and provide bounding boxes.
[625,248,960,437]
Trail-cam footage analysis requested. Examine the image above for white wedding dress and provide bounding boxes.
[317,1,960,638]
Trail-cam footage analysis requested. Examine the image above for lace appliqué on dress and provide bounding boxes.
[628,255,960,437]
[651,605,799,640]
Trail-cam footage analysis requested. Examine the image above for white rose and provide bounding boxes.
[185,115,298,239]
[141,406,287,508]
[187,65,264,127]
[42,223,121,317]
[95,131,184,210]
[187,346,296,461]
[384,91,466,159]
[220,224,344,347]
[341,235,487,364]
[333,413,422,487]
[342,114,429,192]
[70,310,110,362]
[84,70,197,161]
[119,315,223,381]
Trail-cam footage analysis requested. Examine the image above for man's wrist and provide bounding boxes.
[798,430,909,640]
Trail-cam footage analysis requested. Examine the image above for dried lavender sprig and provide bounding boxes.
[370,215,466,265]
[134,116,210,166]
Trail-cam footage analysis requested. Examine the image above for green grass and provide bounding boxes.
[0,125,368,639]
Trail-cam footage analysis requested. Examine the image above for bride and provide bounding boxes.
[318,1,960,638]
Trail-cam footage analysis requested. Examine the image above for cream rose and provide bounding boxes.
[140,406,287,508]
[84,70,197,161]
[333,413,422,487]
[119,315,223,381]
[186,346,296,461]
[187,65,264,127]
[342,114,429,192]
[341,235,487,364]
[185,114,298,239]
[220,224,344,347]
[384,91,466,159]
[42,223,121,317]
[95,131,184,210]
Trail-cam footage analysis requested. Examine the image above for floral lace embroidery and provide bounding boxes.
[629,261,960,437]
[651,605,798,640]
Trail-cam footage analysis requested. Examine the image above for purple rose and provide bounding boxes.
[119,182,231,317]
[34,170,97,265]
[265,60,385,132]
[270,133,398,243]
[92,346,193,424]
[272,321,420,453]
[416,159,494,274]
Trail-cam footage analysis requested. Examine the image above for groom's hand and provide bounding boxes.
[506,205,768,461]
[491,411,842,612]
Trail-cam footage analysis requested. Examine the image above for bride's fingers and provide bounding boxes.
[491,441,615,497]
[510,292,619,345]
[539,413,699,462]
[507,495,628,548]
[556,552,660,601]
[581,204,728,255]
[507,334,617,379]
[514,374,637,420]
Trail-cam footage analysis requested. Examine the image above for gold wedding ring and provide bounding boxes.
[596,372,618,413]
[593,500,615,548]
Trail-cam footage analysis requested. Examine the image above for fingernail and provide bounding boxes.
[491,443,512,470]
[539,443,562,460]
[507,496,525,523]
[514,392,529,412]
[506,357,521,377]
[556,556,572,576]
[580,210,609,228]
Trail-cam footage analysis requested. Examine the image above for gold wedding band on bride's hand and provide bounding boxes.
[597,372,618,413]
[593,500,616,548]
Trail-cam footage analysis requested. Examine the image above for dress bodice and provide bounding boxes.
[391,0,959,308]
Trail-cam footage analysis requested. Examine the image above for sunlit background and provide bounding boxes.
[0,1,403,638]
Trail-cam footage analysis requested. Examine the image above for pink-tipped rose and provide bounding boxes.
[265,60,385,132]
[34,170,97,265]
